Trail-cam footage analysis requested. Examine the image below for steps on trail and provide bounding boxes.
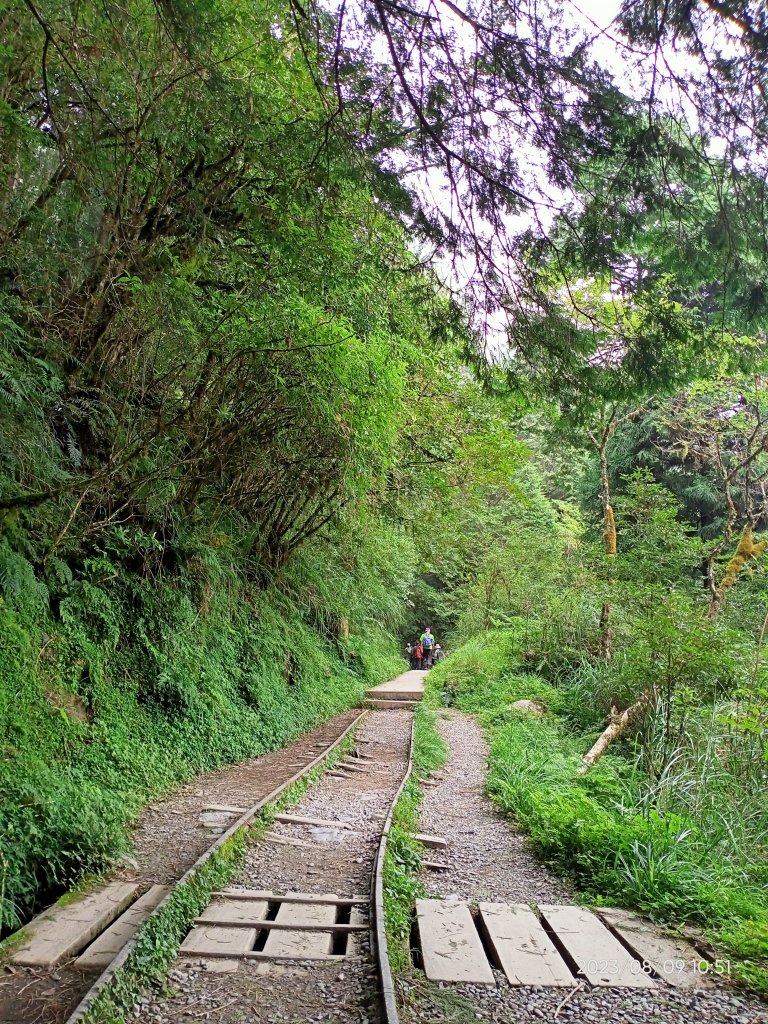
[366,699,419,710]
[13,882,140,967]
[76,885,169,969]
[365,669,425,709]
[415,900,716,990]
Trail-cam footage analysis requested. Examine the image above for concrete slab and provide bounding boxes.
[538,905,656,988]
[200,898,269,924]
[76,885,169,968]
[262,898,336,957]
[366,699,418,710]
[416,899,495,985]
[14,882,140,967]
[181,925,258,956]
[367,670,426,695]
[479,903,575,986]
[264,832,315,848]
[598,908,713,988]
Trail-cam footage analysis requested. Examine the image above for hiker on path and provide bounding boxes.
[420,627,436,668]
[413,641,423,669]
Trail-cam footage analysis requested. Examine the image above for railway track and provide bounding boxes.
[3,705,414,1024]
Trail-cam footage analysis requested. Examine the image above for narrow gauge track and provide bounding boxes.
[114,709,413,1024]
[1,709,369,1024]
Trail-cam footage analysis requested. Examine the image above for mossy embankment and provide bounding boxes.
[0,527,407,934]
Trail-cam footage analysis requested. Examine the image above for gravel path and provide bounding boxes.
[134,710,413,1024]
[417,712,570,905]
[401,711,768,1024]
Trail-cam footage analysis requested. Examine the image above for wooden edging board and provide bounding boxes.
[63,710,367,1024]
[371,717,416,1024]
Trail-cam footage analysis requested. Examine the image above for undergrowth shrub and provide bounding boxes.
[0,521,407,933]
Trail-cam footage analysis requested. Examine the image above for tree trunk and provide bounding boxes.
[577,691,654,774]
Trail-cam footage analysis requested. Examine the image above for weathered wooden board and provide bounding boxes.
[262,898,336,957]
[479,903,575,986]
[181,925,257,956]
[76,886,169,969]
[14,882,140,967]
[598,908,712,988]
[200,898,269,924]
[416,899,495,985]
[275,813,352,829]
[410,833,447,849]
[538,905,655,988]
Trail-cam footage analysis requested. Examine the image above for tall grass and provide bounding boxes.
[427,633,768,990]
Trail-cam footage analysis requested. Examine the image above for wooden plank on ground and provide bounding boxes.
[201,805,246,814]
[538,905,655,988]
[262,896,336,957]
[216,891,367,905]
[479,903,575,987]
[416,899,495,986]
[274,813,352,829]
[200,898,269,924]
[76,885,169,968]
[14,882,140,967]
[410,833,447,849]
[598,908,713,989]
[181,924,258,956]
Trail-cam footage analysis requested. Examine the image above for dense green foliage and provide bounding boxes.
[427,448,768,988]
[3,0,768,1000]
[0,0,513,931]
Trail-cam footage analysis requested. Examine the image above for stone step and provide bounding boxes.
[365,689,423,701]
[76,885,169,969]
[366,699,418,710]
[14,882,140,967]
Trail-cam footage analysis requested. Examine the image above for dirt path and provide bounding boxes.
[133,710,413,1024]
[1,709,361,1024]
[402,710,766,1024]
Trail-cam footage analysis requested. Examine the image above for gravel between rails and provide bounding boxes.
[401,710,768,1024]
[133,709,413,1024]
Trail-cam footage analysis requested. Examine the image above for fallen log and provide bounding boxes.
[577,690,655,774]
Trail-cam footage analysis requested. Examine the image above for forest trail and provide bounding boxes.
[400,711,766,1024]
[2,709,362,1024]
